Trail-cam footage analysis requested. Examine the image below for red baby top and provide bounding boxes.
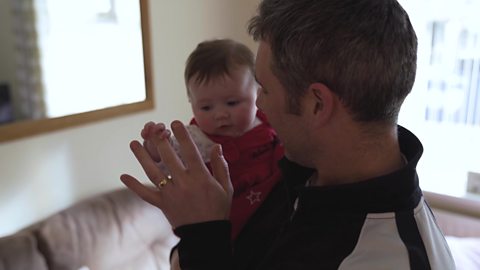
[191,111,284,239]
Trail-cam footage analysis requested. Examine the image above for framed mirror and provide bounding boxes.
[0,0,153,142]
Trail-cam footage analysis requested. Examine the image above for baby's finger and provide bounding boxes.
[155,128,171,140]
[141,121,156,139]
[152,123,166,133]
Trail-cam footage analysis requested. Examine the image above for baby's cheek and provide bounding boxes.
[194,117,212,132]
[239,114,255,131]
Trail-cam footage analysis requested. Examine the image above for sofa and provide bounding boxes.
[1,188,479,270]
[423,191,480,270]
[0,188,178,270]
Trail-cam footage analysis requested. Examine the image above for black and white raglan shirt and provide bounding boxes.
[174,126,456,270]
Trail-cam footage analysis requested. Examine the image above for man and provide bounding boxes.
[121,0,455,269]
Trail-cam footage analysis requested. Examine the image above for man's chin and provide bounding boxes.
[284,151,313,168]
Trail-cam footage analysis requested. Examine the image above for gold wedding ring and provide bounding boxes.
[157,175,172,188]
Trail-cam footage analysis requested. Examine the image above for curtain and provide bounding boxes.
[9,0,46,121]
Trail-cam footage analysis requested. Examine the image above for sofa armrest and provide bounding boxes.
[0,232,48,270]
[423,191,480,270]
[423,191,480,238]
[34,188,177,270]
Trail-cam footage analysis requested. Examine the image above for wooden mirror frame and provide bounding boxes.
[0,0,154,143]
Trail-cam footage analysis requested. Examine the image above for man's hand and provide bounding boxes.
[120,120,233,228]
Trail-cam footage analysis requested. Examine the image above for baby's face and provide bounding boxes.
[188,66,258,137]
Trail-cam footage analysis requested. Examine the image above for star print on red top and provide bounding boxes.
[246,190,262,205]
[191,110,284,240]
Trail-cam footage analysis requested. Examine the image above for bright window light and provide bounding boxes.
[398,0,480,198]
[35,0,145,118]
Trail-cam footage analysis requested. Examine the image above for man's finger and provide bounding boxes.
[120,174,162,207]
[149,127,186,176]
[210,144,233,196]
[130,140,168,185]
[171,120,208,173]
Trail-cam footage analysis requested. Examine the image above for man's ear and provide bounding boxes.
[307,82,334,124]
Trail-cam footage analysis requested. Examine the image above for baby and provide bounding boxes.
[142,39,283,239]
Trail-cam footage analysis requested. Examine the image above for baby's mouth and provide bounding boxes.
[217,124,235,133]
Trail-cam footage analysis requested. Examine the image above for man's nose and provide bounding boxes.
[256,94,263,110]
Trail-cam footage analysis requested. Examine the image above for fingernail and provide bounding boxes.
[171,120,183,129]
[161,130,171,139]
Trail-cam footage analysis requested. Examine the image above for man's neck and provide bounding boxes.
[311,126,405,186]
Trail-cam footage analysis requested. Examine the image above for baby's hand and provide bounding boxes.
[141,121,171,162]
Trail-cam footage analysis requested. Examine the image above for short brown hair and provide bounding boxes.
[248,0,417,124]
[185,39,255,88]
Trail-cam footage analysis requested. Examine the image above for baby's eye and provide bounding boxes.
[227,100,239,106]
[200,105,211,111]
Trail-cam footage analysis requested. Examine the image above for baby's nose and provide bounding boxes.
[214,110,229,120]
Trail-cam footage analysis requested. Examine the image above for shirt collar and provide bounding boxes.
[279,125,424,214]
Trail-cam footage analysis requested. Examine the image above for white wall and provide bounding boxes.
[0,0,260,237]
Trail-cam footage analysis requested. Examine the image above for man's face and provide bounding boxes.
[255,41,307,162]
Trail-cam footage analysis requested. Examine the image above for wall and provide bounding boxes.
[0,0,260,237]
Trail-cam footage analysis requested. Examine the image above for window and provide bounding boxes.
[36,0,145,117]
[398,0,480,198]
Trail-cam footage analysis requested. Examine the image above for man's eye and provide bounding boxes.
[201,106,211,111]
[227,101,239,106]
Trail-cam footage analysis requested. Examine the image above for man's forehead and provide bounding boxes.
[254,42,271,84]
